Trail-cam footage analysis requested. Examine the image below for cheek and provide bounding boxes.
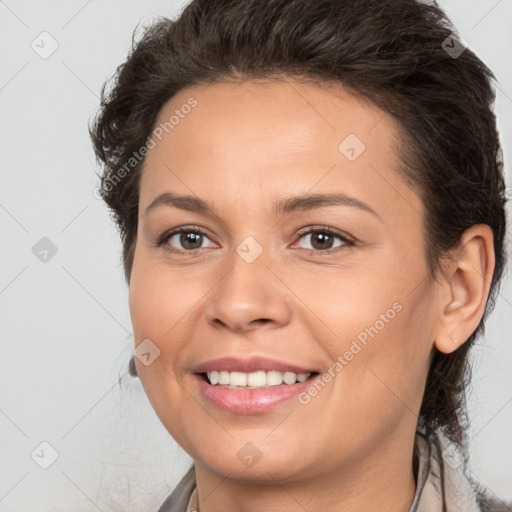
[127,259,204,445]
[128,256,204,342]
[294,265,433,411]
[347,299,432,419]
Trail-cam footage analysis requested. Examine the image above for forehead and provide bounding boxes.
[139,78,423,223]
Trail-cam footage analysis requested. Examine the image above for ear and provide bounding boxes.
[433,224,495,354]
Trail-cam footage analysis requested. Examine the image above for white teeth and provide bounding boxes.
[206,370,312,387]
[282,371,297,384]
[229,371,247,386]
[247,371,267,387]
[218,371,230,385]
[266,370,283,386]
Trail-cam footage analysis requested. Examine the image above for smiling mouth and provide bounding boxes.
[200,370,320,389]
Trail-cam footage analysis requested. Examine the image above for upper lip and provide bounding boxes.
[192,356,318,374]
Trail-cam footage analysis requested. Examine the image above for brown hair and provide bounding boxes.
[89,0,507,448]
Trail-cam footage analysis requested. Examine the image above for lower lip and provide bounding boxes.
[193,374,319,414]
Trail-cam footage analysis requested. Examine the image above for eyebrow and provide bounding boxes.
[144,191,380,219]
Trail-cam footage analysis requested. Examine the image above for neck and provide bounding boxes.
[192,431,418,512]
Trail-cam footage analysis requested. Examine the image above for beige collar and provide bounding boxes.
[185,485,198,512]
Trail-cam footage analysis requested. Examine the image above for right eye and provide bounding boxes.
[156,227,216,254]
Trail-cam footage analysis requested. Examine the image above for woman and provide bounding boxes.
[89,0,510,510]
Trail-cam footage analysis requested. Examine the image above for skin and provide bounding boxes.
[128,78,494,512]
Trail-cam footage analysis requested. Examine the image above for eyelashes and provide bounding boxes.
[154,225,355,256]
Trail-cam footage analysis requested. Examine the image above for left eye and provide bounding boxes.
[294,229,352,252]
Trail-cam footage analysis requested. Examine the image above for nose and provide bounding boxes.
[204,242,292,334]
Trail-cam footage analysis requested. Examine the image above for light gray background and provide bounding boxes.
[0,1,511,510]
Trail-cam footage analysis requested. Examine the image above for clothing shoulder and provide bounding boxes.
[156,465,196,512]
[476,491,512,512]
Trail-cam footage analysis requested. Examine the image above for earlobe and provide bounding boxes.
[433,224,495,355]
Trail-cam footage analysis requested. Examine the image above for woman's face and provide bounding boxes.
[129,78,440,482]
